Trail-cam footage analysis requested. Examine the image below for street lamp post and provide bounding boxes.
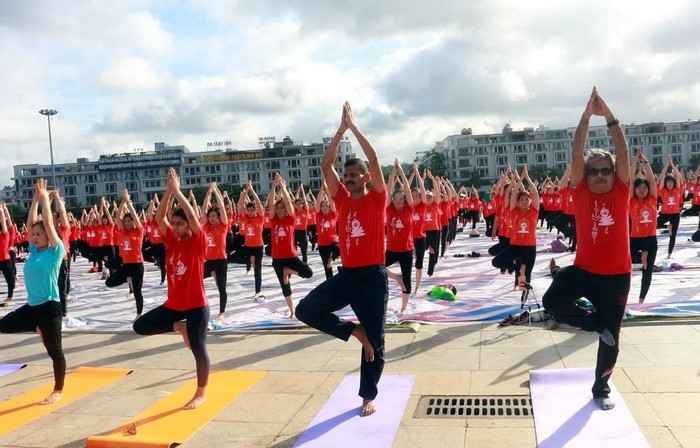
[38,108,58,190]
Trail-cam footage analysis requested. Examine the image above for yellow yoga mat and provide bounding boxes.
[86,370,265,448]
[0,366,133,435]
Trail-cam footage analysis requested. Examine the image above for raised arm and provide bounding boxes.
[397,162,414,208]
[594,89,629,184]
[345,102,385,194]
[321,105,348,197]
[571,88,597,187]
[415,165,427,204]
[523,166,539,208]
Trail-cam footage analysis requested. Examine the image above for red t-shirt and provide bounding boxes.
[87,226,100,248]
[468,198,480,212]
[560,187,576,216]
[98,223,114,246]
[458,198,468,210]
[0,231,10,261]
[148,221,165,244]
[307,209,317,227]
[294,209,308,231]
[573,177,631,275]
[59,225,71,261]
[482,200,496,217]
[263,214,271,229]
[542,193,558,211]
[411,202,426,239]
[693,184,700,205]
[316,211,339,246]
[271,214,297,259]
[334,184,388,268]
[629,195,658,238]
[240,214,264,247]
[69,224,79,242]
[658,188,683,214]
[439,202,449,227]
[386,203,414,252]
[203,222,228,260]
[164,227,207,311]
[509,206,538,246]
[423,202,441,231]
[119,227,145,264]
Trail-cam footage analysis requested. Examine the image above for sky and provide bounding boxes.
[1,0,700,188]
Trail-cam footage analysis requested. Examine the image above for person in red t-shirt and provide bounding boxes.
[107,190,145,317]
[306,191,318,252]
[423,169,442,276]
[556,167,577,252]
[97,198,116,280]
[236,181,265,301]
[0,204,16,306]
[133,168,209,410]
[296,102,388,417]
[293,185,310,264]
[492,166,540,294]
[629,149,658,303]
[681,166,700,218]
[656,155,684,258]
[268,173,313,319]
[315,182,340,280]
[386,160,414,313]
[408,163,428,293]
[200,182,229,321]
[50,191,71,317]
[542,87,631,411]
[145,195,167,286]
[482,184,497,237]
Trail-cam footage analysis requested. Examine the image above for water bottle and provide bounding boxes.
[662,259,669,271]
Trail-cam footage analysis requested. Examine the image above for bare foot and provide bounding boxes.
[173,321,191,350]
[360,398,376,416]
[216,313,225,322]
[183,388,206,410]
[352,325,375,362]
[39,390,62,405]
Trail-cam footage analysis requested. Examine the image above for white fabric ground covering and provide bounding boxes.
[1,216,698,332]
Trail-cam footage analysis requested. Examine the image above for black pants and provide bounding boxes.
[133,305,210,387]
[440,225,449,257]
[204,259,229,313]
[413,237,426,270]
[69,241,79,262]
[149,243,167,284]
[0,300,66,391]
[657,213,681,255]
[294,229,309,264]
[308,224,318,251]
[630,236,657,300]
[466,211,479,230]
[296,265,388,400]
[425,230,440,276]
[57,258,70,316]
[492,244,536,284]
[0,259,16,299]
[542,266,630,398]
[318,243,340,280]
[272,257,313,297]
[386,250,412,294]
[488,236,510,257]
[484,215,495,237]
[106,262,145,314]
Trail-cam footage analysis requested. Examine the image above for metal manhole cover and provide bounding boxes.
[415,395,532,419]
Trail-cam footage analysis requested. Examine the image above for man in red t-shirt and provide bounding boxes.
[296,102,388,417]
[542,88,630,411]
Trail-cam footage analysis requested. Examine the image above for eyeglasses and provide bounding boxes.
[587,167,614,177]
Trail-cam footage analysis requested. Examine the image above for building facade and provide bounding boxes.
[12,137,354,211]
[436,120,700,185]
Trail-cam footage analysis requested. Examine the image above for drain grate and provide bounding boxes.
[415,395,532,419]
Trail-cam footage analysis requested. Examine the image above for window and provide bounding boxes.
[516,155,528,165]
[62,176,77,185]
[458,148,471,157]
[144,180,162,189]
[477,157,488,167]
[514,144,526,153]
[104,172,118,181]
[309,168,322,178]
[535,153,547,164]
[144,169,161,179]
[228,174,240,184]
[85,174,97,183]
[288,160,300,168]
[671,144,682,154]
[458,159,471,168]
[184,167,200,175]
[105,183,117,193]
[204,165,221,173]
[308,157,321,167]
[651,146,663,156]
[289,169,302,180]
[85,184,96,195]
[652,157,662,166]
[555,152,567,162]
[206,176,222,183]
[496,155,508,166]
[478,168,489,177]
[266,161,280,170]
[64,186,76,196]
[691,143,700,154]
[126,181,138,192]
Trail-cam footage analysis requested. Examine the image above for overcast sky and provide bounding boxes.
[1,0,699,187]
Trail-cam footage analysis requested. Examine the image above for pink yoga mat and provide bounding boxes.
[293,375,415,448]
[530,368,649,448]
[0,364,26,378]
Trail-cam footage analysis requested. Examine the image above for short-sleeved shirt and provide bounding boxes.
[0,231,10,261]
[316,211,339,246]
[573,177,631,275]
[423,202,441,231]
[307,209,317,227]
[240,214,264,247]
[560,187,576,216]
[294,209,308,231]
[147,221,165,244]
[164,227,207,311]
[202,222,228,260]
[411,202,426,239]
[509,206,539,247]
[25,241,65,306]
[271,214,297,259]
[119,227,145,264]
[439,202,450,227]
[482,200,496,217]
[386,203,414,252]
[98,223,114,246]
[629,195,658,238]
[659,188,683,214]
[334,184,388,267]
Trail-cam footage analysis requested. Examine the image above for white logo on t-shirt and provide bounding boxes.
[640,208,652,223]
[517,219,529,234]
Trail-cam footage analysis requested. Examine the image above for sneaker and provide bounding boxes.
[254,295,267,304]
[101,271,109,280]
[499,315,515,326]
[88,266,98,273]
[512,310,530,325]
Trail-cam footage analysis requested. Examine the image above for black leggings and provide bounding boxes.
[204,259,228,313]
[413,237,426,270]
[318,243,340,280]
[133,305,210,388]
[0,301,65,391]
[657,213,680,255]
[425,230,440,276]
[296,265,387,400]
[491,245,536,284]
[543,267,629,398]
[488,236,510,257]
[0,259,16,299]
[294,229,309,264]
[630,236,658,300]
[484,215,495,237]
[272,257,313,297]
[386,250,412,294]
[149,243,167,284]
[466,210,479,229]
[681,204,700,217]
[58,258,70,316]
[106,262,145,314]
[440,225,449,257]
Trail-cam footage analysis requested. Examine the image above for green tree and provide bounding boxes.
[468,169,483,188]
[427,151,448,177]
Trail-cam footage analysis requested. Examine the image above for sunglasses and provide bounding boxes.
[587,167,614,177]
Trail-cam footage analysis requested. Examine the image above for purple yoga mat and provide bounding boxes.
[530,368,649,448]
[0,364,26,378]
[293,375,415,448]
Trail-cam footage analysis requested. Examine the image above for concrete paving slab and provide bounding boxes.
[465,426,537,448]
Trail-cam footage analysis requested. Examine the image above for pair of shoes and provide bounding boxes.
[512,311,530,325]
[499,315,514,326]
[453,253,464,258]
[467,251,481,257]
[88,266,98,273]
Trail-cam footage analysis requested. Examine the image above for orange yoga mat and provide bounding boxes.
[0,366,133,435]
[86,370,265,448]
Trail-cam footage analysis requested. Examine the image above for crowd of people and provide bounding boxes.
[2,92,700,413]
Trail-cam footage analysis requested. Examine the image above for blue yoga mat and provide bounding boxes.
[0,364,26,378]
[293,374,415,448]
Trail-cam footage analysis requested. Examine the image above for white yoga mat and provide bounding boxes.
[530,368,649,448]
